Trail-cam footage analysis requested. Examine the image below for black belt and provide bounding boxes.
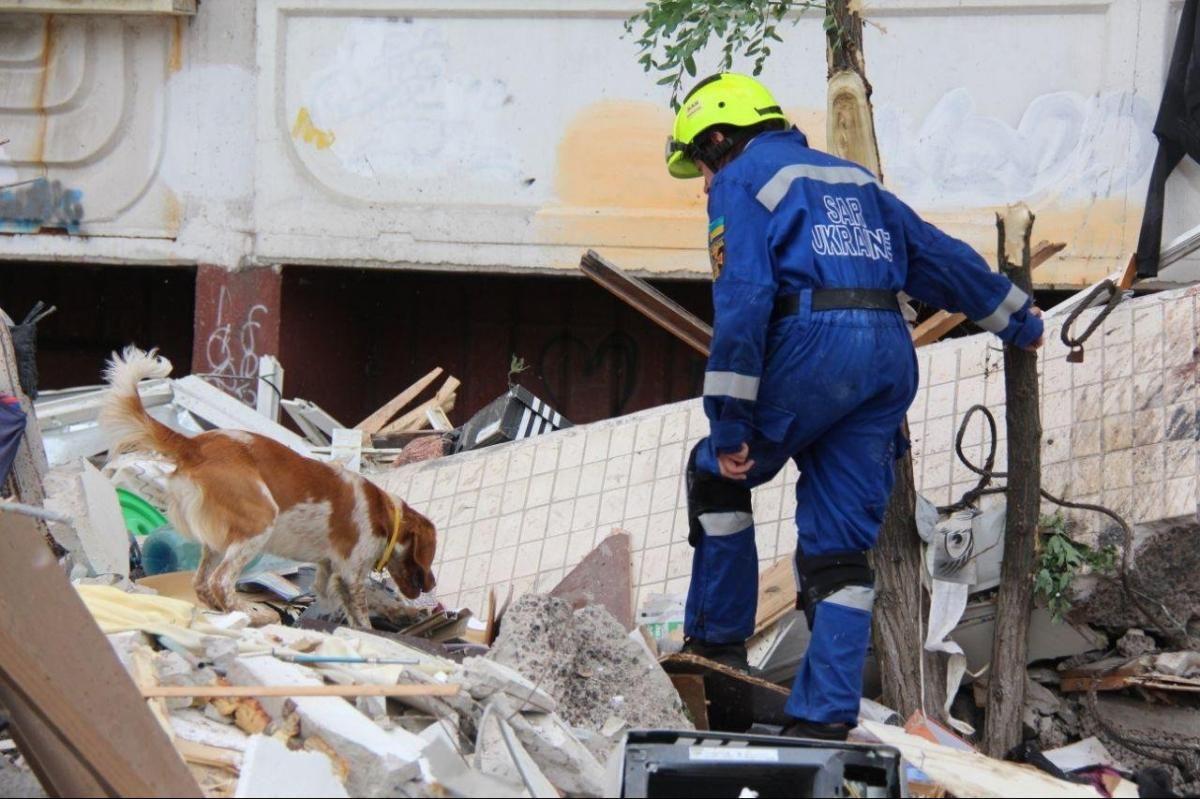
[772,289,900,322]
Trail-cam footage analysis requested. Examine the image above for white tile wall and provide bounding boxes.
[377,286,1200,611]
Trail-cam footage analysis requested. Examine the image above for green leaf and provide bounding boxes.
[684,54,697,76]
[823,13,837,31]
[657,73,678,85]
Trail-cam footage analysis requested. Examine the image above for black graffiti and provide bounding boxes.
[0,177,84,233]
[537,331,640,418]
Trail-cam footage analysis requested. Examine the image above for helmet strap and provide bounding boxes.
[691,134,737,173]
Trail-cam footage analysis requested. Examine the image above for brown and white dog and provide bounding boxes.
[100,346,436,627]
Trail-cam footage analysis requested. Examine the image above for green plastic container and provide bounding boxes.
[116,488,169,537]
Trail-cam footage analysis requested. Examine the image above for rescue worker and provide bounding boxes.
[668,73,1045,741]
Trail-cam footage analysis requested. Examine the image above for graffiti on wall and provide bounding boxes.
[0,177,84,233]
[537,331,641,419]
[875,89,1157,209]
[204,285,269,405]
[296,18,524,198]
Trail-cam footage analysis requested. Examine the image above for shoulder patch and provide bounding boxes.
[708,216,725,279]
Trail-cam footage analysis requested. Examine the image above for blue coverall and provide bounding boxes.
[685,128,1043,724]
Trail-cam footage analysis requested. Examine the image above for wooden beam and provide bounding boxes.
[579,251,713,357]
[141,683,462,699]
[0,513,202,797]
[378,376,459,435]
[753,557,795,635]
[354,367,443,434]
[912,241,1066,347]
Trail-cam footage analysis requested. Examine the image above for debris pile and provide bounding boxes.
[32,587,669,798]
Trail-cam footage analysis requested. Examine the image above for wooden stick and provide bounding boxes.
[912,240,1066,347]
[142,684,461,699]
[174,739,241,774]
[354,367,443,434]
[379,376,460,435]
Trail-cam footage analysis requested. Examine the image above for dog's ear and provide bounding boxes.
[389,503,437,599]
[409,511,437,593]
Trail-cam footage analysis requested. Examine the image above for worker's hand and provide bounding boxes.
[1023,306,1045,352]
[717,442,755,480]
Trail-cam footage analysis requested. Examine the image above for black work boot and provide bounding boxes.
[680,637,751,673]
[779,717,853,742]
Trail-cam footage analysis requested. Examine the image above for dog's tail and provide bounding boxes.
[100,345,189,459]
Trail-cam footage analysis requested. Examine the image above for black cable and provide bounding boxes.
[940,404,1196,650]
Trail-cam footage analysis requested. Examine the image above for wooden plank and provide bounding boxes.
[130,644,174,740]
[174,740,241,774]
[379,376,459,435]
[355,367,443,434]
[659,652,791,732]
[753,556,796,635]
[1059,672,1139,693]
[912,241,1065,347]
[862,721,1101,799]
[669,674,710,731]
[550,531,634,630]
[0,513,202,796]
[579,251,713,357]
[142,683,462,699]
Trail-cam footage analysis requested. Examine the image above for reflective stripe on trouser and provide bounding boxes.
[684,514,758,645]
[785,595,875,723]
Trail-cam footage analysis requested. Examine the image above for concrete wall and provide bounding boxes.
[1,0,1198,285]
[378,286,1200,614]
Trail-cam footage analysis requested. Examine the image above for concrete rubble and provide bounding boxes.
[488,595,692,733]
[24,588,671,798]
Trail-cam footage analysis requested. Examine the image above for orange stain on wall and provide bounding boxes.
[540,100,1139,285]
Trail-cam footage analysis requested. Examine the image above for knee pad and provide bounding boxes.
[686,441,753,547]
[794,549,874,628]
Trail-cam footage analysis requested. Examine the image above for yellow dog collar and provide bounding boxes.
[375,502,403,572]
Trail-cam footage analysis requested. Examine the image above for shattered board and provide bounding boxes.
[659,652,791,732]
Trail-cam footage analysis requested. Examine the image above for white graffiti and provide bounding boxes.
[298,17,524,196]
[874,89,1158,209]
[204,285,268,405]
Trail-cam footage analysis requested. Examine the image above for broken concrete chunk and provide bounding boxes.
[78,460,132,579]
[226,656,426,796]
[234,734,349,799]
[488,594,691,733]
[475,701,558,797]
[170,708,252,752]
[460,657,557,713]
[491,695,607,797]
[1116,628,1157,659]
[106,630,152,669]
[1024,674,1062,717]
[155,650,218,710]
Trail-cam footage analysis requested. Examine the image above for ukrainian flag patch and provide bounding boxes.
[708,216,725,279]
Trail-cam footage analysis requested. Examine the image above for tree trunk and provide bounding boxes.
[823,0,943,722]
[825,0,883,180]
[984,204,1042,757]
[871,422,946,720]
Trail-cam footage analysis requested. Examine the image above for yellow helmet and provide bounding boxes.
[665,72,788,179]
